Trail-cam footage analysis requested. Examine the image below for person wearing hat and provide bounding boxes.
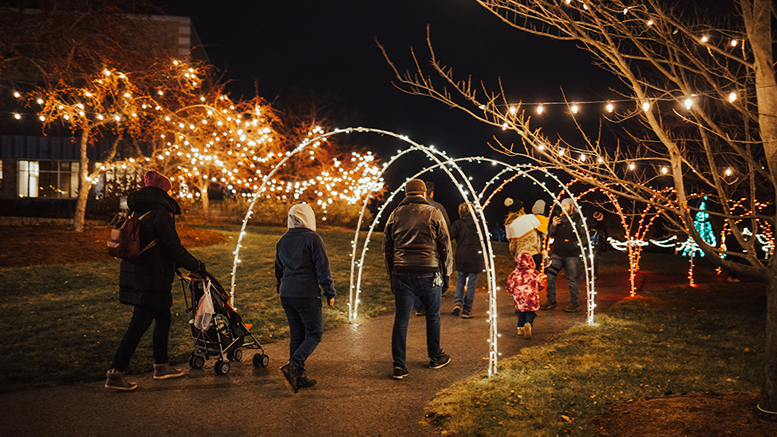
[383,179,453,380]
[504,198,542,264]
[541,198,586,313]
[106,170,206,391]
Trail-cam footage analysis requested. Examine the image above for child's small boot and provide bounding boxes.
[517,326,524,336]
[524,322,532,340]
[105,369,137,391]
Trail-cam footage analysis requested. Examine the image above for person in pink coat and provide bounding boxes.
[506,251,545,339]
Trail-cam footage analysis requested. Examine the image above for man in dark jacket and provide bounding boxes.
[450,202,485,319]
[107,170,204,391]
[384,179,453,380]
[541,198,586,313]
[275,203,336,392]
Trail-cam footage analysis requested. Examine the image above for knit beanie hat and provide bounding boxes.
[532,199,546,215]
[504,197,523,213]
[405,179,426,196]
[144,170,172,192]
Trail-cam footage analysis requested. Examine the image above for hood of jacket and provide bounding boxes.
[287,203,316,232]
[127,186,181,215]
[516,251,536,270]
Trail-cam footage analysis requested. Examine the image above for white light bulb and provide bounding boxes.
[731,39,738,47]
[14,113,20,119]
[701,35,709,43]
[662,166,668,174]
[605,103,614,113]
[642,100,651,111]
[728,92,737,103]
[629,162,635,170]
[509,106,517,114]
[571,104,579,114]
[580,154,586,162]
[684,98,693,109]
[537,105,544,115]
[725,167,732,176]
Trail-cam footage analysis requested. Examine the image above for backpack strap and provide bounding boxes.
[135,210,158,255]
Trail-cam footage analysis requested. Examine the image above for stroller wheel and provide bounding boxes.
[190,354,205,369]
[215,360,230,375]
[228,348,243,362]
[253,353,270,368]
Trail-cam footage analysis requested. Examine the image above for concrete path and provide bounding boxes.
[0,272,632,436]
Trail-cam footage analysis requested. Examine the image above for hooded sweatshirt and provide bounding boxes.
[505,251,544,312]
[275,204,336,299]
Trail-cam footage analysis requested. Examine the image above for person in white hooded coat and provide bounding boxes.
[275,203,336,392]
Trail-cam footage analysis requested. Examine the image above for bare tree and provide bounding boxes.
[381,0,777,415]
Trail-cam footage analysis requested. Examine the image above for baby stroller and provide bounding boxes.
[178,271,269,375]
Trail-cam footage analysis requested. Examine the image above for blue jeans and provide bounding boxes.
[518,311,536,327]
[546,253,580,305]
[413,295,424,313]
[391,272,443,369]
[111,305,171,372]
[281,296,323,373]
[453,271,479,312]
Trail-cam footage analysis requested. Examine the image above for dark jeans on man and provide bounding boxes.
[111,305,171,372]
[281,296,323,373]
[391,272,443,369]
[518,311,536,327]
[546,253,580,305]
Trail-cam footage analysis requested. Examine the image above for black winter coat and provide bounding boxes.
[449,215,485,273]
[119,187,200,309]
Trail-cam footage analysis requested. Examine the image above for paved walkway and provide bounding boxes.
[0,272,632,436]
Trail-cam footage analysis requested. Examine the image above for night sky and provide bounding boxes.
[154,0,614,218]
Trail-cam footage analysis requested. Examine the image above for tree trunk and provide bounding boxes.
[200,185,210,221]
[73,128,91,233]
[761,272,777,415]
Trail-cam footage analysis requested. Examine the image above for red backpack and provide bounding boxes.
[107,211,157,259]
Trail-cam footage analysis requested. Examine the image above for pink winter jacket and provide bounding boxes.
[506,251,544,312]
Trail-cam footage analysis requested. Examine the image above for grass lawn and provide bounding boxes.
[0,225,394,392]
[425,256,766,436]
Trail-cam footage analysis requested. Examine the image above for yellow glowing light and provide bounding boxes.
[509,106,517,114]
[728,92,737,103]
[662,166,668,174]
[104,69,111,76]
[731,39,738,47]
[571,104,579,114]
[684,98,693,109]
[701,35,709,43]
[647,20,654,26]
[725,167,732,176]
[642,100,651,111]
[580,154,586,162]
[14,113,20,119]
[629,162,636,170]
[36,98,44,104]
[502,123,508,130]
[13,92,20,98]
[39,115,45,121]
[606,102,614,113]
[537,105,544,115]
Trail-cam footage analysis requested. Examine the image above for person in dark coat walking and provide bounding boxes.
[106,170,205,391]
[450,202,485,319]
[275,203,336,393]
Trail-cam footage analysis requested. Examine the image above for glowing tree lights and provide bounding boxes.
[680,196,716,258]
[29,65,185,232]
